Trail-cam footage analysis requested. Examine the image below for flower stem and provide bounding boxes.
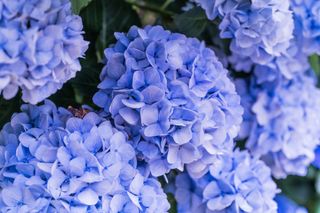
[125,0,175,17]
[161,0,174,10]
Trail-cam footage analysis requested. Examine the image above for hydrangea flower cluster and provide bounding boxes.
[275,195,308,213]
[291,0,320,55]
[229,41,310,83]
[237,74,320,179]
[227,0,312,82]
[195,0,294,65]
[93,25,243,177]
[0,0,88,104]
[174,150,278,212]
[0,101,170,212]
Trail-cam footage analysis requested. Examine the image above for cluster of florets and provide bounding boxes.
[0,101,170,212]
[237,74,320,179]
[0,0,88,104]
[291,0,320,55]
[174,150,278,212]
[195,0,294,65]
[93,25,243,177]
[221,0,320,182]
[0,0,317,211]
[226,0,313,82]
[229,41,310,83]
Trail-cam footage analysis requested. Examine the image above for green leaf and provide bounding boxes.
[0,95,22,128]
[71,0,92,14]
[310,54,320,76]
[49,83,77,108]
[80,0,141,61]
[70,58,103,106]
[173,7,208,37]
[315,172,320,195]
[277,174,315,206]
[167,193,177,213]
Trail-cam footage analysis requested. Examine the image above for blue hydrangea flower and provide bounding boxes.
[195,0,294,65]
[291,0,320,55]
[229,40,310,83]
[227,0,311,82]
[175,150,279,212]
[0,101,170,212]
[0,176,53,212]
[93,25,243,177]
[275,195,308,213]
[0,0,88,104]
[236,73,320,179]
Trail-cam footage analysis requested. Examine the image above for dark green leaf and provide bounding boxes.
[315,200,320,213]
[277,174,315,206]
[168,193,177,213]
[80,0,141,61]
[0,95,23,128]
[70,58,103,106]
[310,54,320,77]
[71,0,92,14]
[49,83,77,108]
[173,7,208,37]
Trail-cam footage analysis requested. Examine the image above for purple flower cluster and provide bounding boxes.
[93,25,243,177]
[229,41,310,83]
[0,101,170,212]
[291,0,320,55]
[227,0,313,83]
[195,0,294,65]
[0,0,88,104]
[0,0,317,210]
[174,150,278,212]
[222,0,320,182]
[237,74,320,179]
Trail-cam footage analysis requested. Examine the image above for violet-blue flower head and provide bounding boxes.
[229,40,310,83]
[93,25,243,177]
[291,0,320,55]
[0,101,170,212]
[196,0,294,65]
[227,1,311,82]
[175,150,279,213]
[0,0,89,104]
[237,73,320,179]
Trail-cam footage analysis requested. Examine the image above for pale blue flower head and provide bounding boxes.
[227,1,311,82]
[291,0,320,55]
[93,25,243,177]
[196,0,294,65]
[0,175,53,213]
[0,101,170,212]
[237,73,320,179]
[230,40,310,83]
[0,0,88,104]
[175,150,279,213]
